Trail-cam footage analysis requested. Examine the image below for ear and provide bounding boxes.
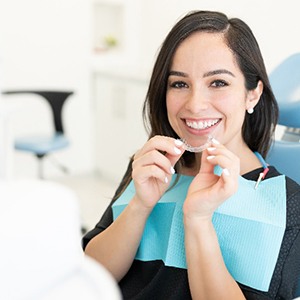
[246,80,263,111]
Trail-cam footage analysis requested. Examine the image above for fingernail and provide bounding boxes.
[212,138,220,145]
[222,168,230,176]
[165,176,169,183]
[175,139,183,146]
[174,147,181,155]
[170,166,175,174]
[207,147,216,152]
[207,155,215,160]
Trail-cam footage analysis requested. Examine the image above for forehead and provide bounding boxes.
[171,32,240,73]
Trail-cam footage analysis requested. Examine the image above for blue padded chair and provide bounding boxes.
[268,53,300,141]
[267,141,300,185]
[268,53,300,183]
[268,53,300,130]
[1,90,73,178]
[267,53,300,297]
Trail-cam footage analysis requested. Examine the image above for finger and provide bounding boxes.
[199,149,216,175]
[205,152,239,177]
[164,139,185,168]
[133,149,176,176]
[132,164,169,185]
[199,138,228,175]
[135,136,183,158]
[204,142,240,176]
[135,136,185,171]
[205,146,240,194]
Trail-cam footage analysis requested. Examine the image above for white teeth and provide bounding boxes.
[186,119,219,130]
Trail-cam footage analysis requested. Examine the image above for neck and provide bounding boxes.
[239,148,263,175]
[223,139,263,175]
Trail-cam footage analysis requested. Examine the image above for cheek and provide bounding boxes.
[216,92,247,112]
[166,95,180,129]
[223,102,247,128]
[166,95,177,118]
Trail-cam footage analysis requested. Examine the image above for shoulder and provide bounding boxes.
[269,166,300,228]
[263,166,300,200]
[284,176,300,229]
[264,168,300,297]
[268,166,300,203]
[244,166,300,226]
[285,176,300,201]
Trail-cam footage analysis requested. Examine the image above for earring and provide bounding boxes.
[247,107,254,114]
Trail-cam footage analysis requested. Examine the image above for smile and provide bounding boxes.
[185,119,220,130]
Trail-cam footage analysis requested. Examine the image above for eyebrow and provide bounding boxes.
[203,69,235,78]
[168,69,235,78]
[168,70,188,77]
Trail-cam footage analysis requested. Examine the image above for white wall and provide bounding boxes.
[0,0,93,178]
[138,0,300,73]
[0,0,300,179]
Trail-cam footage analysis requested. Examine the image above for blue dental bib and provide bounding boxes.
[112,173,286,291]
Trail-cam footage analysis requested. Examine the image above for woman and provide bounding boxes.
[83,11,300,299]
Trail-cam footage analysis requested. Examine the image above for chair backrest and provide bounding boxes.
[267,140,300,185]
[269,53,300,128]
[268,53,300,184]
[2,90,73,134]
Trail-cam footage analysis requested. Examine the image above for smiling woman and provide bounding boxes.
[82,10,300,300]
[166,31,263,154]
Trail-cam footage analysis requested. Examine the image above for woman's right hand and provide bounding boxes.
[85,135,184,281]
[131,136,185,210]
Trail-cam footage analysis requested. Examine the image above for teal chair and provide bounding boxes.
[267,53,300,297]
[267,53,300,183]
[267,140,300,185]
[268,53,300,130]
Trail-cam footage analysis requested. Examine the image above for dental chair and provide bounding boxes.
[267,53,300,184]
[267,53,300,297]
[268,53,300,142]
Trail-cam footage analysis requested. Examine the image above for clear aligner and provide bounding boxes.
[179,135,213,153]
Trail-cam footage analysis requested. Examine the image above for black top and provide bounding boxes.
[82,166,300,300]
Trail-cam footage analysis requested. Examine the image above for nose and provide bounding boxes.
[184,88,209,113]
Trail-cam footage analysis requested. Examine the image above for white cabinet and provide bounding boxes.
[93,71,149,182]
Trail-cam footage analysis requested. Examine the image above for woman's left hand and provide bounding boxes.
[183,140,240,220]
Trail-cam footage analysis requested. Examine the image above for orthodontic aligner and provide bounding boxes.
[179,135,213,153]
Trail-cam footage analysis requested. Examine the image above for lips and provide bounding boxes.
[185,118,220,130]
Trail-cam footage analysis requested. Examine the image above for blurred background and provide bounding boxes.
[1,0,300,231]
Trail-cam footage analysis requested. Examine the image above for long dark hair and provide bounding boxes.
[113,10,278,200]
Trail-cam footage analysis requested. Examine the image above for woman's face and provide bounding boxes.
[166,32,258,152]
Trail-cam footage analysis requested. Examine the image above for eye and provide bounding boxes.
[169,81,189,89]
[211,79,228,88]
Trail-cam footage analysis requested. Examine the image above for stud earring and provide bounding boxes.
[247,107,254,114]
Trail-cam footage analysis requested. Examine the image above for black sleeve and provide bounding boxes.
[276,178,300,299]
[239,177,300,300]
[81,159,133,250]
[81,198,115,250]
